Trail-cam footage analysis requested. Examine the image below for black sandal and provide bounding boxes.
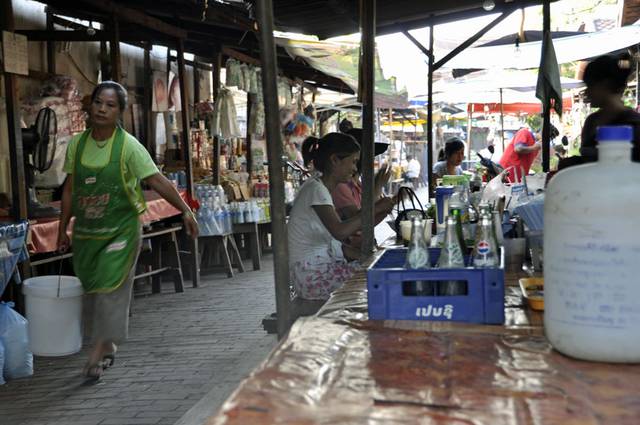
[83,363,104,381]
[102,353,115,369]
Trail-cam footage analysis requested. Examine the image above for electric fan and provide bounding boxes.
[21,107,59,218]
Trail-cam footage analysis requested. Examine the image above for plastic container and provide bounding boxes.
[519,277,544,311]
[544,126,640,362]
[367,248,504,324]
[22,276,84,356]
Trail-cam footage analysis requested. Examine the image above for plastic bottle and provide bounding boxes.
[544,126,640,362]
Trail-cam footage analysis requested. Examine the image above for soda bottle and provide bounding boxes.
[438,215,466,295]
[404,218,434,296]
[404,218,430,269]
[472,215,499,267]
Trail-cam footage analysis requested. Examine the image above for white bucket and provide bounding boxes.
[22,276,84,357]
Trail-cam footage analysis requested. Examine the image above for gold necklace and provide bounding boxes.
[95,138,109,149]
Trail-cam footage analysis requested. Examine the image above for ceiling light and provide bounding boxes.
[482,0,496,11]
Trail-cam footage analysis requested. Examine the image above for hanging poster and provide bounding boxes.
[2,31,28,76]
[168,71,182,112]
[152,71,168,112]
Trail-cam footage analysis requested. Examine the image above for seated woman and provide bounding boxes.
[432,137,465,178]
[288,132,394,300]
[332,128,391,220]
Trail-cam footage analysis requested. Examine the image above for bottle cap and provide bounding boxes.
[597,126,633,142]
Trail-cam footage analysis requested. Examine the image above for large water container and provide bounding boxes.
[544,126,640,362]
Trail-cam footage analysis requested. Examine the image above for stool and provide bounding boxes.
[199,234,245,278]
[135,224,184,293]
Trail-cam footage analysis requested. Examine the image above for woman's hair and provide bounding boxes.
[312,132,360,173]
[301,136,319,167]
[90,81,128,112]
[583,54,632,94]
[444,137,465,160]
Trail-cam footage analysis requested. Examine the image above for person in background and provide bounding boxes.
[499,123,558,182]
[339,118,354,134]
[580,53,640,163]
[57,81,198,380]
[301,136,320,171]
[332,128,391,220]
[432,137,465,178]
[404,155,422,186]
[288,132,394,300]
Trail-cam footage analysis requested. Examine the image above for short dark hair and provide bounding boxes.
[583,54,632,94]
[444,137,465,159]
[91,81,128,112]
[301,136,319,167]
[312,132,360,173]
[339,118,353,133]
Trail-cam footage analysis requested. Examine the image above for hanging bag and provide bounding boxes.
[393,186,427,236]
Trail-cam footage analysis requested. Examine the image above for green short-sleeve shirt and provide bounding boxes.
[64,129,159,210]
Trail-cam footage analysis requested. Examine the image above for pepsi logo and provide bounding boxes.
[477,240,490,255]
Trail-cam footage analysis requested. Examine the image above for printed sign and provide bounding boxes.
[2,31,28,75]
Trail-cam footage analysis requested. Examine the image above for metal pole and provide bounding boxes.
[467,107,472,160]
[46,9,56,75]
[542,0,551,172]
[212,50,222,185]
[246,92,254,174]
[360,0,376,257]
[109,16,121,82]
[143,45,153,156]
[499,88,505,152]
[256,0,291,339]
[427,25,434,198]
[177,39,200,288]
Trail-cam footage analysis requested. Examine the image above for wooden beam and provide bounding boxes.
[246,92,254,174]
[256,0,291,338]
[433,7,515,70]
[62,0,188,39]
[46,10,56,74]
[212,49,222,186]
[109,16,121,83]
[2,3,28,221]
[100,40,109,80]
[143,45,153,156]
[402,30,431,58]
[360,0,376,258]
[169,55,213,71]
[177,39,200,288]
[222,47,261,66]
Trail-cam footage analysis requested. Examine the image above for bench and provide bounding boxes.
[134,224,185,293]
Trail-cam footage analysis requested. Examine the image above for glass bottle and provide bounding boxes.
[438,215,466,295]
[472,215,500,268]
[404,218,430,269]
[449,206,467,253]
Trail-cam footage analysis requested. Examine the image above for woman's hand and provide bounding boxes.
[182,211,199,238]
[57,230,70,253]
[374,163,392,197]
[375,196,395,216]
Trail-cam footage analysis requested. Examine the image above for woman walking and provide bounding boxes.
[57,81,198,380]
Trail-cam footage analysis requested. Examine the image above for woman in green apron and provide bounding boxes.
[56,81,198,380]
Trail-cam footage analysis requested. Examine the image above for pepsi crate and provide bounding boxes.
[366,247,504,324]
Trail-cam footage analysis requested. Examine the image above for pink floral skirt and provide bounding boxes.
[291,258,360,300]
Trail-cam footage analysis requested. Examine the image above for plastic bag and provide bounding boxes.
[0,339,5,385]
[0,302,34,380]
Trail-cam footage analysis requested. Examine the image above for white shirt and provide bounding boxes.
[288,177,344,266]
[406,158,421,178]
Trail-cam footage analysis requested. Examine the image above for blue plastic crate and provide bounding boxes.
[367,248,505,324]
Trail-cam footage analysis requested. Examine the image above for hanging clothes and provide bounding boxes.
[211,86,241,139]
[225,59,241,88]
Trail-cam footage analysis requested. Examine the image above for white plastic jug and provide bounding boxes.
[544,126,640,362]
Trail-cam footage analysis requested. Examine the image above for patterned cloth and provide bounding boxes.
[291,258,360,300]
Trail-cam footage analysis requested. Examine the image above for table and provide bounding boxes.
[27,190,186,255]
[232,222,261,271]
[207,248,640,424]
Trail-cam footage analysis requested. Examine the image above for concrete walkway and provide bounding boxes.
[0,257,278,425]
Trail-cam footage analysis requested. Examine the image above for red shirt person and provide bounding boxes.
[499,126,557,182]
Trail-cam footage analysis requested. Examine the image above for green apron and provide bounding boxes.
[71,128,145,293]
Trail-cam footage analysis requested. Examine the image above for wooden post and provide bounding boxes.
[45,9,56,75]
[143,44,153,155]
[193,60,200,104]
[256,0,291,339]
[499,88,505,152]
[360,0,376,258]
[177,39,200,288]
[246,92,254,174]
[467,108,473,160]
[427,25,435,198]
[2,2,28,221]
[542,0,551,172]
[109,16,121,82]
[211,50,222,185]
[100,40,109,80]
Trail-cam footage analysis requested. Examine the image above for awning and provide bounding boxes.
[442,24,640,69]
